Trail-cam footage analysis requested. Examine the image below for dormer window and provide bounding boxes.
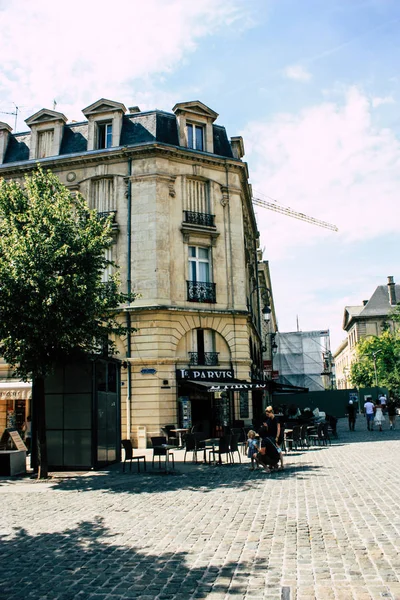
[173,101,218,154]
[187,123,204,151]
[82,98,126,152]
[97,122,112,149]
[25,108,67,160]
[37,129,54,158]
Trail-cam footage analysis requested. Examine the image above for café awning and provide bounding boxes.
[0,381,32,400]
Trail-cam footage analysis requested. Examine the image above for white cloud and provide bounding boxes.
[244,86,400,258]
[0,0,245,130]
[283,64,312,82]
[372,95,395,107]
[244,86,400,347]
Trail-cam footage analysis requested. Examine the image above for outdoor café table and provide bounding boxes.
[170,428,188,448]
[203,438,220,463]
[154,444,176,474]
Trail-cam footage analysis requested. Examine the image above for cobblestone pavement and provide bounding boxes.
[1,418,400,600]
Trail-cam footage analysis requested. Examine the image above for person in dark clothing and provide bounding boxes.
[259,406,284,469]
[255,437,280,471]
[387,397,397,430]
[347,400,357,431]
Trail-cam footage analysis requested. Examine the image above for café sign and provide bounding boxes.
[176,369,234,382]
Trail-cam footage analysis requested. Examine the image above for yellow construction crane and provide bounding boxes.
[252,195,338,232]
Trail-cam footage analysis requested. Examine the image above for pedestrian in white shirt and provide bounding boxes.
[364,399,375,431]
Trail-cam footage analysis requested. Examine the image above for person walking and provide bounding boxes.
[259,406,284,469]
[387,397,397,430]
[374,400,385,431]
[379,393,387,415]
[347,400,357,431]
[364,397,375,431]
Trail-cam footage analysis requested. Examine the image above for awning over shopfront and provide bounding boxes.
[187,379,269,392]
[184,379,309,394]
[0,382,32,400]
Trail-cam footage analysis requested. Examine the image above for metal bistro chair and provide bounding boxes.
[285,425,301,452]
[160,425,178,447]
[231,427,246,455]
[322,422,332,446]
[308,423,325,447]
[151,436,175,469]
[121,440,147,473]
[300,424,310,450]
[184,433,205,463]
[208,434,232,464]
[229,434,241,464]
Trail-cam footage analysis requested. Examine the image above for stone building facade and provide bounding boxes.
[0,99,268,445]
[334,276,400,389]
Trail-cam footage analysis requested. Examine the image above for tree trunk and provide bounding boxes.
[35,376,48,479]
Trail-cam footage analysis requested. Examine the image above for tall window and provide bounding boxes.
[189,246,210,282]
[187,123,204,151]
[37,129,54,158]
[102,247,113,283]
[97,122,112,149]
[91,178,115,214]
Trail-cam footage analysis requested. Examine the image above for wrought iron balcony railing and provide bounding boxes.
[97,210,117,222]
[189,352,220,366]
[187,281,216,303]
[183,210,215,227]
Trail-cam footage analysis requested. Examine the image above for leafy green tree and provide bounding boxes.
[349,330,400,393]
[0,168,133,477]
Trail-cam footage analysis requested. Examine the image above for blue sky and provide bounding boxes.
[1,0,399,351]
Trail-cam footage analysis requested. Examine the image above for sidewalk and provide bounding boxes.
[1,418,400,600]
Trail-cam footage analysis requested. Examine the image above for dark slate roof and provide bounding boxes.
[213,124,233,158]
[359,284,400,317]
[3,133,30,162]
[60,123,88,155]
[2,110,234,164]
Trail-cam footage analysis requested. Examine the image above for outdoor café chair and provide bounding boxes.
[184,433,205,463]
[231,427,246,454]
[285,425,301,452]
[229,434,241,463]
[300,424,310,449]
[308,423,325,446]
[322,422,331,446]
[160,425,178,446]
[121,439,147,473]
[208,434,232,464]
[151,436,175,469]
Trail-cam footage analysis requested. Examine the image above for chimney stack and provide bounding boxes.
[387,276,397,305]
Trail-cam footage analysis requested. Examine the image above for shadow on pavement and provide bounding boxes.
[39,463,325,494]
[0,518,249,600]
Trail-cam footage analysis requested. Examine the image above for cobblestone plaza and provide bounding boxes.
[1,419,400,600]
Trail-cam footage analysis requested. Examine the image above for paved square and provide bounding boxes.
[1,419,400,600]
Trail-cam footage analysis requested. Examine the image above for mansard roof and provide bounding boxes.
[25,108,67,126]
[2,106,234,165]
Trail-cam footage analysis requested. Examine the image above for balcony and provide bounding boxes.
[189,352,219,366]
[183,210,215,228]
[97,210,117,222]
[187,281,216,303]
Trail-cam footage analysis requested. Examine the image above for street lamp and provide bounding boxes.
[371,349,383,387]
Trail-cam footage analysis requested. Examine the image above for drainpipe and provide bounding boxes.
[126,157,132,440]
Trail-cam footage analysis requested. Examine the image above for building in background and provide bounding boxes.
[334,276,399,389]
[0,98,271,448]
[273,330,333,392]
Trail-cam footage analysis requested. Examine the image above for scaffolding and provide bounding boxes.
[273,330,332,392]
